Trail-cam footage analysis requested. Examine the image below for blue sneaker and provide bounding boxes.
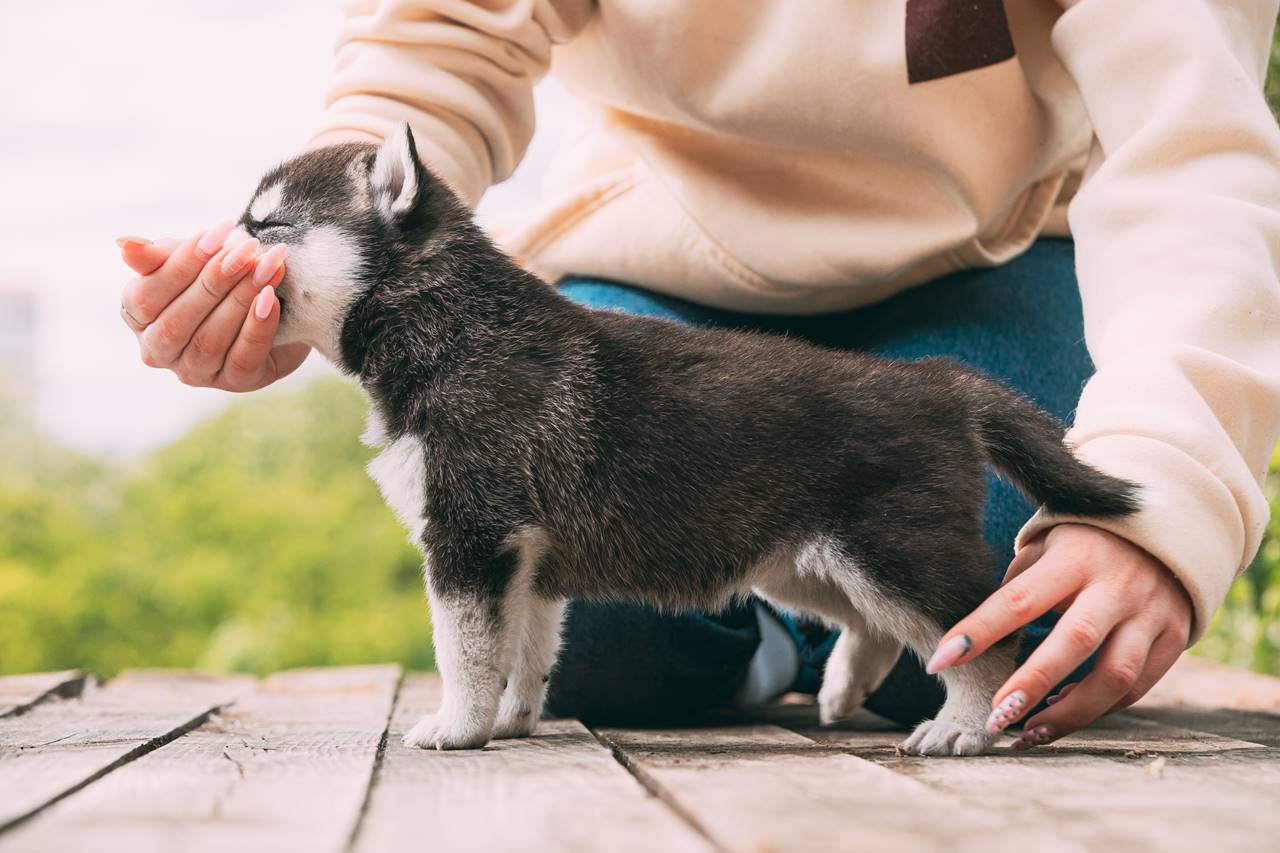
[768,607,839,695]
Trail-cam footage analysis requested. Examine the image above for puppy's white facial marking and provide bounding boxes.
[249,182,283,222]
[274,223,362,361]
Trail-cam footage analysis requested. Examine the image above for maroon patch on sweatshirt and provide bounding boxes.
[905,0,1016,84]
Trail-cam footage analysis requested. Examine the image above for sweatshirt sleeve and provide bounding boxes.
[1016,0,1280,642]
[307,0,592,207]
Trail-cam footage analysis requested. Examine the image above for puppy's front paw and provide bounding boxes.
[900,719,994,756]
[402,712,491,750]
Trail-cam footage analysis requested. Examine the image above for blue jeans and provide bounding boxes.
[544,239,1092,726]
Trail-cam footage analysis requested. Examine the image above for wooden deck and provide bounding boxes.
[1,658,1277,852]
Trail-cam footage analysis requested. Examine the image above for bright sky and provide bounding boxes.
[0,0,570,458]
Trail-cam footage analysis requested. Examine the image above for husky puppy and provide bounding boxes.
[235,123,1138,756]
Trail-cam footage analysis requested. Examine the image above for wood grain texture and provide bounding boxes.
[0,670,252,833]
[1128,707,1280,748]
[0,658,1276,853]
[1137,657,1280,712]
[0,671,90,718]
[0,666,400,853]
[810,718,1280,853]
[1020,710,1266,756]
[352,674,713,853]
[594,723,1041,853]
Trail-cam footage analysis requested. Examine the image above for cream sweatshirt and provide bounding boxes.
[309,0,1280,642]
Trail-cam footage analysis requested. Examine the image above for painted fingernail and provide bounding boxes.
[220,237,260,276]
[197,220,235,257]
[115,235,151,248]
[925,634,971,675]
[254,285,274,321]
[1014,725,1055,751]
[985,690,1027,734]
[254,244,287,286]
[1046,693,1063,706]
[1024,725,1054,745]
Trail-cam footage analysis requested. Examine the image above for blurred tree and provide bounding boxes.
[0,378,432,676]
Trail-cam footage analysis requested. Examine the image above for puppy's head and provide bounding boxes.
[235,122,450,366]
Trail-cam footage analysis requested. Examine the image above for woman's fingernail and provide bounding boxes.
[985,690,1028,734]
[1016,725,1055,750]
[115,235,151,248]
[220,237,260,276]
[1046,693,1063,706]
[254,244,287,286]
[925,634,972,675]
[197,220,235,258]
[254,285,275,321]
[1026,725,1054,745]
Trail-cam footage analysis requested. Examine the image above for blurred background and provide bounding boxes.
[1,2,1278,678]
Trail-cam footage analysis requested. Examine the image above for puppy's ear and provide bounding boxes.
[370,122,427,225]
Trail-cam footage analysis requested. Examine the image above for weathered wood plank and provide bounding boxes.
[0,671,91,718]
[0,670,252,833]
[895,748,1280,852]
[351,674,713,853]
[1138,656,1280,712]
[1025,710,1266,755]
[0,665,400,853]
[807,720,1280,853]
[594,724,1066,853]
[1127,707,1280,748]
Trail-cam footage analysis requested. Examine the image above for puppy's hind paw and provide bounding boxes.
[402,712,491,751]
[899,719,994,756]
[491,706,538,740]
[818,683,868,725]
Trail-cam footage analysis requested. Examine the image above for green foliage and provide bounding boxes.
[0,378,431,676]
[1192,445,1280,674]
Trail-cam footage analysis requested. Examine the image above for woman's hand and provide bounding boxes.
[927,523,1193,750]
[118,222,309,391]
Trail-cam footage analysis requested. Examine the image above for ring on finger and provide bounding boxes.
[121,304,147,330]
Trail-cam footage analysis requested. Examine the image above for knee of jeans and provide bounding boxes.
[544,600,761,725]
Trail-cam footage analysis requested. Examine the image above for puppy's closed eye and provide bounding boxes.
[249,220,296,240]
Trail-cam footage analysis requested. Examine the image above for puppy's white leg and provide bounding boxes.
[492,595,565,739]
[403,584,518,750]
[900,640,1017,757]
[818,621,901,724]
[753,555,899,722]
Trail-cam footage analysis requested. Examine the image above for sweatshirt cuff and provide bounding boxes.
[1014,433,1247,645]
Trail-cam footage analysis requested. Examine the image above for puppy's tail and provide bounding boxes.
[935,359,1140,518]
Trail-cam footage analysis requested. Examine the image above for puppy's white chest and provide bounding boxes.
[366,421,428,543]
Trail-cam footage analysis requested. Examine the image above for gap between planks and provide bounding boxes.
[0,666,400,853]
[0,670,92,719]
[349,674,715,853]
[0,671,253,834]
[3,663,1277,853]
[603,694,1280,853]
